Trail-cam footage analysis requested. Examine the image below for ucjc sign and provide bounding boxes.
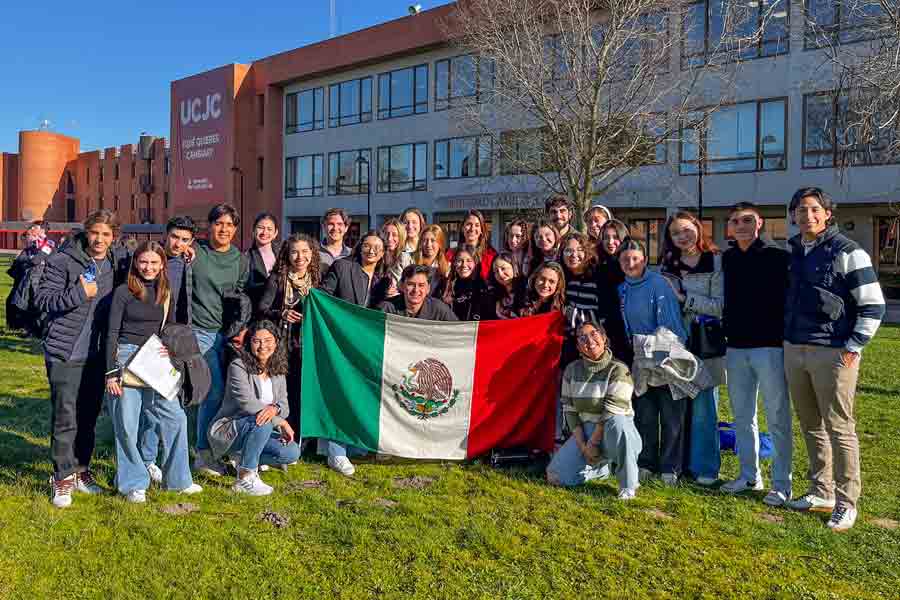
[179,93,223,125]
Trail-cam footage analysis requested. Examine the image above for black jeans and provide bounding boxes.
[46,358,106,479]
[634,385,687,475]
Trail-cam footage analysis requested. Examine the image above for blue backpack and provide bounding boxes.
[718,421,773,460]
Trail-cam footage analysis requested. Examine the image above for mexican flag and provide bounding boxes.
[300,289,563,460]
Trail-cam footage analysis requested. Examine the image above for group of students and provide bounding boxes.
[24,187,883,532]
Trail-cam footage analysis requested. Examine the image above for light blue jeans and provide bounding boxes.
[726,347,793,495]
[547,416,642,490]
[110,344,193,493]
[231,415,301,470]
[317,439,366,459]
[688,386,721,480]
[193,327,225,451]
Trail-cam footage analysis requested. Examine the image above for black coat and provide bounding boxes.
[160,323,212,408]
[258,272,313,351]
[321,258,391,308]
[244,242,282,311]
[379,296,459,321]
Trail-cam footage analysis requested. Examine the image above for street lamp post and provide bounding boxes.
[231,166,245,249]
[355,155,372,228]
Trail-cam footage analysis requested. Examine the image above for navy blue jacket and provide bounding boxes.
[784,226,885,352]
[35,234,130,362]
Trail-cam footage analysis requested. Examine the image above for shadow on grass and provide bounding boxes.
[859,384,900,396]
[0,334,41,355]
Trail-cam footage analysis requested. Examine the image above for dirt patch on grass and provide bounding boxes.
[259,510,290,528]
[374,498,399,508]
[870,518,899,530]
[159,503,199,516]
[392,476,436,490]
[284,479,327,492]
[755,513,785,525]
[646,508,673,520]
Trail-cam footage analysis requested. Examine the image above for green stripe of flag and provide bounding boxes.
[300,289,385,452]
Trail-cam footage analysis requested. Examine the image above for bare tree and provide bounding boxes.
[445,0,786,226]
[805,1,900,168]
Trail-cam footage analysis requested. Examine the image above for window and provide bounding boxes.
[114,163,119,180]
[99,166,104,182]
[682,0,789,68]
[627,218,666,265]
[329,77,373,127]
[131,195,136,210]
[805,0,889,47]
[435,54,494,111]
[257,157,264,190]
[500,128,551,175]
[377,143,427,192]
[680,98,787,174]
[164,157,169,175]
[164,192,169,209]
[99,195,104,209]
[434,136,493,179]
[286,88,325,133]
[803,91,900,168]
[257,94,265,126]
[114,196,119,210]
[131,162,136,178]
[378,65,428,119]
[285,154,324,197]
[86,167,90,184]
[328,149,371,195]
[592,11,670,78]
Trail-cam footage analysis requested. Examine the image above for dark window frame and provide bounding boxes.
[377,142,428,193]
[328,148,372,195]
[285,154,325,197]
[434,54,495,111]
[803,0,890,48]
[433,135,493,179]
[679,96,789,175]
[328,77,373,128]
[286,87,325,133]
[377,64,429,120]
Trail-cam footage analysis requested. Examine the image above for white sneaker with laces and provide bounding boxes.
[786,493,836,513]
[661,473,678,487]
[50,474,76,509]
[826,503,858,531]
[146,463,163,484]
[617,488,637,501]
[177,483,203,495]
[721,478,764,494]
[126,489,147,503]
[328,456,356,477]
[232,470,273,496]
[695,476,718,487]
[193,449,227,477]
[762,490,788,507]
[75,470,103,494]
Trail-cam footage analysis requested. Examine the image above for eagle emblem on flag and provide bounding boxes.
[392,358,460,420]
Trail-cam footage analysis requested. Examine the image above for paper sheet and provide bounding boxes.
[127,334,183,401]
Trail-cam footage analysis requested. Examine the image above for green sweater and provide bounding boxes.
[191,242,246,331]
[561,350,635,432]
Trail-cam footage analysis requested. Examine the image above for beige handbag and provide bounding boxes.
[121,291,170,388]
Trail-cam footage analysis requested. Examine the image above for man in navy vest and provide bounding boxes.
[783,188,885,531]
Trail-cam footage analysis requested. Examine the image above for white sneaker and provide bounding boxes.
[638,468,655,482]
[193,449,227,477]
[125,489,147,503]
[787,493,836,513]
[762,490,789,507]
[232,470,273,496]
[661,473,678,487]
[327,456,356,477]
[826,503,858,531]
[146,463,163,484]
[695,476,718,487]
[721,478,764,494]
[74,470,103,494]
[617,488,637,501]
[50,474,76,509]
[177,483,203,495]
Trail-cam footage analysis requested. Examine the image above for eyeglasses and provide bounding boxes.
[361,244,383,253]
[577,331,605,344]
[250,337,276,347]
[562,248,585,257]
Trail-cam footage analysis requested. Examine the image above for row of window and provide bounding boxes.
[284,2,890,135]
[284,90,898,197]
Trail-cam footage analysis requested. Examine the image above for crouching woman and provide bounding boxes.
[546,322,642,500]
[209,320,300,496]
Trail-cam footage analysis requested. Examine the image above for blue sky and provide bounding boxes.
[0,0,452,154]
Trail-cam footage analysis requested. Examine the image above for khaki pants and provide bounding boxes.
[783,342,861,508]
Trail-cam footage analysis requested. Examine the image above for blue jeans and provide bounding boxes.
[193,328,225,451]
[110,344,193,493]
[726,347,793,495]
[687,386,721,480]
[231,415,301,470]
[547,417,642,490]
[317,439,367,459]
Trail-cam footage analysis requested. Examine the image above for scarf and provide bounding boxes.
[284,270,312,307]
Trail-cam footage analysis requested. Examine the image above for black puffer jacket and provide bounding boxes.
[34,234,130,362]
[160,323,212,408]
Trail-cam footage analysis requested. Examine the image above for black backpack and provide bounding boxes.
[8,255,49,337]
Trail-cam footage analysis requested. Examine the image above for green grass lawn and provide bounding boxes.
[0,255,897,599]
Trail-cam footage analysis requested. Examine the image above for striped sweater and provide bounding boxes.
[785,226,885,353]
[560,350,635,432]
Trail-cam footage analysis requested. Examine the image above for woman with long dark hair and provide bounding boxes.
[659,210,724,487]
[502,219,530,275]
[446,209,497,280]
[439,245,488,321]
[595,219,632,364]
[105,241,199,502]
[486,252,524,320]
[519,261,566,317]
[560,232,600,366]
[244,212,282,311]
[209,320,300,496]
[258,233,322,440]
